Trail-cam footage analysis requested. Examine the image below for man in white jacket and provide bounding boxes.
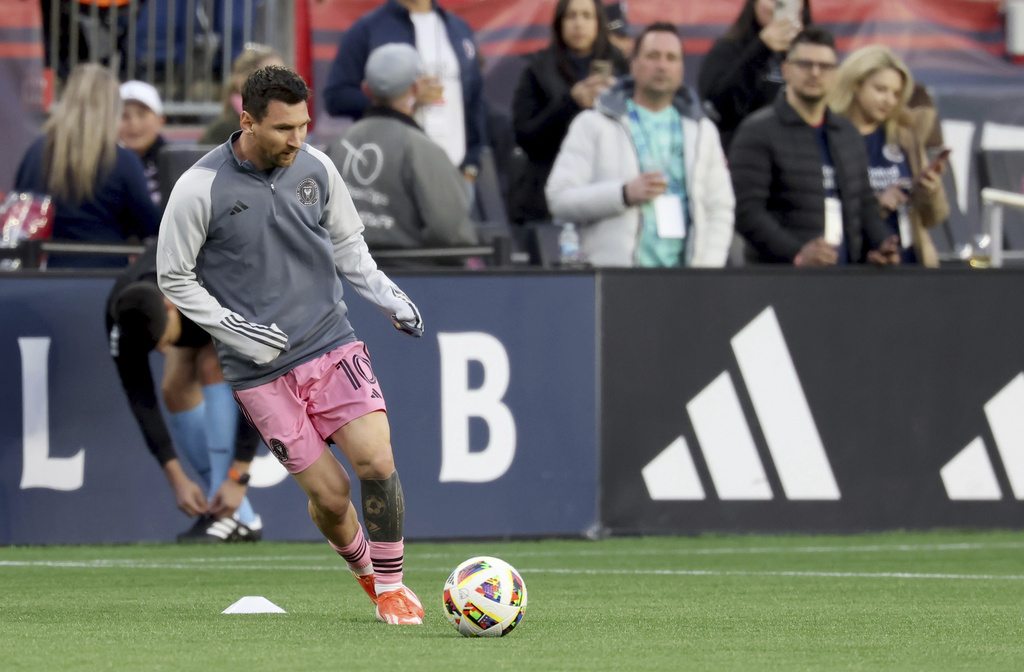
[546,22,735,267]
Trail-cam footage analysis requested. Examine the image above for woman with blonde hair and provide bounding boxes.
[830,45,949,266]
[14,63,159,268]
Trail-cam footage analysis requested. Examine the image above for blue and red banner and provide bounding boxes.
[309,0,1024,108]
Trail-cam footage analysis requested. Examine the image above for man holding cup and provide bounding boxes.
[322,0,486,183]
[546,22,735,267]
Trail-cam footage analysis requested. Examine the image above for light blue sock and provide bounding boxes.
[166,403,211,491]
[203,382,256,525]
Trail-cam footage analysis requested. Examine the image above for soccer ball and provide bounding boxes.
[442,556,527,637]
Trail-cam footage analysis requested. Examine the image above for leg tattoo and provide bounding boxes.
[361,470,404,542]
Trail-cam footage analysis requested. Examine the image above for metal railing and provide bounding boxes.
[0,240,518,271]
[46,0,293,118]
[980,187,1024,268]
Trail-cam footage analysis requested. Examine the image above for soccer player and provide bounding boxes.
[107,245,263,542]
[156,65,425,625]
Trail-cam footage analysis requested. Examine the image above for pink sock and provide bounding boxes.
[330,530,372,575]
[369,539,404,593]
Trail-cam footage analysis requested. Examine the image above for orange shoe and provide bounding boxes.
[353,571,377,605]
[398,585,424,619]
[375,587,424,625]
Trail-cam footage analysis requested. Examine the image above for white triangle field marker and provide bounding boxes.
[222,596,287,614]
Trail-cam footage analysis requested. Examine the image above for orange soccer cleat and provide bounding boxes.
[375,586,424,625]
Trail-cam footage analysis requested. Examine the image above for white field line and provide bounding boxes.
[1,560,1024,582]
[2,541,1023,577]
[416,542,1024,558]
[9,536,1024,565]
[11,540,1015,565]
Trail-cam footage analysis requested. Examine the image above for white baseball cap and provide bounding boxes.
[119,80,164,115]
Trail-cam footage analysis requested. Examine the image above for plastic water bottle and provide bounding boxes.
[558,222,583,267]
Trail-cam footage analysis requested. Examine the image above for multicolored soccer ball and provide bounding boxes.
[442,556,527,637]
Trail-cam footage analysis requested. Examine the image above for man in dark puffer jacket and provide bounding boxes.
[729,27,899,267]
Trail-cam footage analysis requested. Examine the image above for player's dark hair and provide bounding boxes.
[632,22,681,60]
[242,65,311,121]
[113,282,168,354]
[787,25,835,57]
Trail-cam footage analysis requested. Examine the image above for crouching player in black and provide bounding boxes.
[107,244,264,542]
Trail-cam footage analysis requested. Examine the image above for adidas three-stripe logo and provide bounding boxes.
[229,200,249,215]
[941,373,1024,500]
[642,307,841,501]
[221,314,287,349]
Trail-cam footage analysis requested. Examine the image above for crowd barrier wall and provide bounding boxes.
[2,268,1023,545]
[0,273,598,544]
[600,268,1024,534]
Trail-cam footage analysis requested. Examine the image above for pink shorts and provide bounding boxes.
[234,341,387,474]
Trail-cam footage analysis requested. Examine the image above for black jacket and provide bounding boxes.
[697,35,784,152]
[728,92,890,264]
[106,245,258,466]
[509,46,628,223]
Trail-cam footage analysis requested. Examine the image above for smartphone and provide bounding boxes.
[589,59,613,78]
[926,146,952,173]
[774,0,800,23]
[913,146,951,186]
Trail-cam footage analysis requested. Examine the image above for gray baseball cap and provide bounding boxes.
[364,43,422,99]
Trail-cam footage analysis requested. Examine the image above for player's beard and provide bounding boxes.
[274,149,298,167]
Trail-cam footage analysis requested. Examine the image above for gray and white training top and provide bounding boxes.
[156,132,418,390]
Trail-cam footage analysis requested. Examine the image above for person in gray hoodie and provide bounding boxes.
[327,42,478,267]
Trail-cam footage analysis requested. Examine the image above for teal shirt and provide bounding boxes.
[626,100,689,267]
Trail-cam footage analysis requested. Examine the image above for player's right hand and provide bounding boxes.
[173,479,209,517]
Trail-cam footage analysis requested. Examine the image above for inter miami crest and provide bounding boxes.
[296,178,319,206]
[269,438,290,463]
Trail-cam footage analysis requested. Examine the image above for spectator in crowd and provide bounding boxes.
[322,0,487,180]
[698,0,813,152]
[729,27,899,267]
[118,80,167,209]
[326,43,478,266]
[199,44,285,144]
[546,23,735,267]
[510,0,627,225]
[14,63,159,268]
[829,45,950,267]
[605,1,635,57]
[107,245,263,542]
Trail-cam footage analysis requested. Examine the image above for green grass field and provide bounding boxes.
[2,530,1023,671]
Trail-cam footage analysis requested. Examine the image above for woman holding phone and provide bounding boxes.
[698,0,813,152]
[830,45,949,266]
[510,0,628,225]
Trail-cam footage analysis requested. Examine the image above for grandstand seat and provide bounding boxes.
[158,144,216,205]
[471,146,517,258]
[976,149,1024,254]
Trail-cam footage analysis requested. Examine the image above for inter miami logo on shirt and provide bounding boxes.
[269,438,290,464]
[296,178,319,206]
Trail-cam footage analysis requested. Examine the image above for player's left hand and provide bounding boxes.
[389,289,423,337]
[208,480,246,519]
[391,314,423,337]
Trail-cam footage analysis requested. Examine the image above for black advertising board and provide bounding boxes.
[600,268,1024,534]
